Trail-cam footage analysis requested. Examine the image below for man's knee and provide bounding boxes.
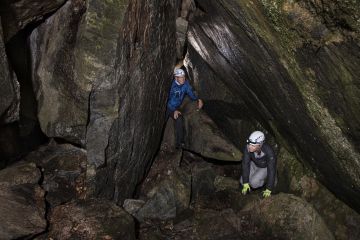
[249,178,266,188]
[240,176,264,188]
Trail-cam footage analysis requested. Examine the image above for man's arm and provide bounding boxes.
[265,145,277,191]
[242,146,251,184]
[185,83,199,101]
[186,83,204,109]
[167,82,177,112]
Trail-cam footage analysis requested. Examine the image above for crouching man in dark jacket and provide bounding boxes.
[240,131,277,198]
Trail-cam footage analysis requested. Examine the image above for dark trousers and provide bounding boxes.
[166,108,184,146]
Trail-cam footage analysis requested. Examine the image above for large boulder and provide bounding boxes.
[30,0,128,146]
[48,199,135,240]
[162,101,242,161]
[0,0,67,42]
[241,193,335,240]
[186,0,360,211]
[134,167,191,221]
[25,143,87,207]
[191,161,217,203]
[0,18,19,124]
[194,208,273,240]
[124,149,190,221]
[277,147,360,240]
[184,103,242,161]
[0,162,46,239]
[296,175,360,240]
[30,0,88,145]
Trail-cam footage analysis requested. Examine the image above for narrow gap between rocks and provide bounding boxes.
[1,24,48,168]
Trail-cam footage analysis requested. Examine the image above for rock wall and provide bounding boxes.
[30,0,179,203]
[94,0,178,203]
[0,0,67,42]
[30,0,129,145]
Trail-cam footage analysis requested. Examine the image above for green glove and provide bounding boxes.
[242,183,250,195]
[262,189,271,198]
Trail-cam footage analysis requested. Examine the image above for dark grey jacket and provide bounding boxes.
[242,143,277,190]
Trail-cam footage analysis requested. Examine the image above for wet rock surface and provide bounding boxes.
[94,0,179,203]
[184,44,260,150]
[0,162,46,239]
[186,0,360,211]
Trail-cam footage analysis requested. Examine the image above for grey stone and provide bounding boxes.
[194,208,272,240]
[176,17,188,59]
[191,162,216,202]
[136,168,191,221]
[30,0,128,145]
[30,0,89,145]
[184,102,242,161]
[277,147,360,240]
[25,143,87,207]
[214,176,239,192]
[180,0,196,20]
[0,162,46,239]
[161,101,242,161]
[241,193,335,240]
[123,199,146,215]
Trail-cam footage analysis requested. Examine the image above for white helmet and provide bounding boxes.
[247,131,265,145]
[174,68,185,77]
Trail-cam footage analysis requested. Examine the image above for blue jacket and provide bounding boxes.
[167,79,198,111]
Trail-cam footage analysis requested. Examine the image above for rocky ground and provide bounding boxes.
[0,125,359,239]
[122,146,334,240]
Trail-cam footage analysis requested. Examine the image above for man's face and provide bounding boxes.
[247,144,261,153]
[175,76,186,85]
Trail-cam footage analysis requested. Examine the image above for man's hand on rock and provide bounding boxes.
[198,99,204,110]
[173,110,181,119]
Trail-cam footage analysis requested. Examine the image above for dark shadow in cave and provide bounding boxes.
[202,99,256,149]
[0,24,48,169]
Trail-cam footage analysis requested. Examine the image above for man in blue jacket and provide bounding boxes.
[167,68,203,149]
